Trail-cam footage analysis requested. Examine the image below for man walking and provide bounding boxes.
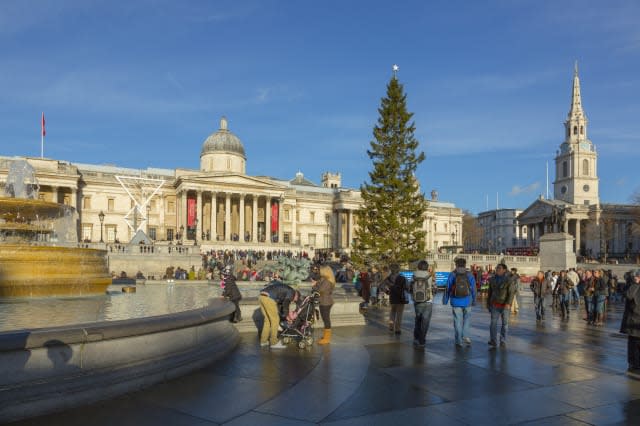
[411,260,435,348]
[530,270,552,321]
[487,263,516,348]
[443,258,476,348]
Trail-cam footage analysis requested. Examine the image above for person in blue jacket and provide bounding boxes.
[443,257,477,348]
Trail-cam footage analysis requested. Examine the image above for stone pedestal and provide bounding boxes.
[539,232,576,271]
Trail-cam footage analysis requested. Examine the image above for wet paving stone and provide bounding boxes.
[10,293,640,425]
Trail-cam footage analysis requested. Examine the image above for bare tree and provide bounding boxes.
[462,210,483,253]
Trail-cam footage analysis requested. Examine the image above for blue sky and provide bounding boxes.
[0,0,639,214]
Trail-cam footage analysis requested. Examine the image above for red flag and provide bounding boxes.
[41,113,46,137]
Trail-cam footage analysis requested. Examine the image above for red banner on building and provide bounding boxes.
[271,201,279,234]
[187,198,196,227]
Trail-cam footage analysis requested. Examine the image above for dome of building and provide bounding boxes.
[200,117,246,159]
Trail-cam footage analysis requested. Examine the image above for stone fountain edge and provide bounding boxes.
[0,300,240,423]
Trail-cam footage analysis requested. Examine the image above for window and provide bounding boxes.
[82,224,93,242]
[573,126,578,135]
[106,226,116,242]
[580,126,584,135]
[284,208,290,221]
[167,200,175,213]
[296,233,301,244]
[107,198,115,212]
[310,212,315,223]
[562,161,568,177]
[83,196,91,209]
[308,234,316,246]
[149,227,157,240]
[167,228,174,241]
[582,159,589,176]
[283,232,291,243]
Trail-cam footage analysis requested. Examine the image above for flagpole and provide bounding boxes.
[40,112,45,158]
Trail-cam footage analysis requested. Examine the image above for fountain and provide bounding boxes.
[0,160,239,423]
[0,160,111,297]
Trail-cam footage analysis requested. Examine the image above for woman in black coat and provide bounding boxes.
[620,269,640,378]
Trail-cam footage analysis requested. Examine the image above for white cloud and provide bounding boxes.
[509,182,540,196]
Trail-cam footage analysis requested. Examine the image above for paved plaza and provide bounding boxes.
[11,292,640,425]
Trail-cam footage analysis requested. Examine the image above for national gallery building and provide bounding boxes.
[0,117,462,255]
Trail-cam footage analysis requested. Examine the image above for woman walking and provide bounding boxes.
[388,263,409,335]
[314,265,336,345]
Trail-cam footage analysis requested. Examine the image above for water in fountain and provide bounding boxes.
[0,159,108,297]
[0,159,77,245]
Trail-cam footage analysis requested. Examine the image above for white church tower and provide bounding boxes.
[553,62,599,206]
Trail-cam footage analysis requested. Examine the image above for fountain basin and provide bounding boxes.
[0,299,239,423]
[0,245,111,297]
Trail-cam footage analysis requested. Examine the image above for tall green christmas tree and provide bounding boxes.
[352,74,427,268]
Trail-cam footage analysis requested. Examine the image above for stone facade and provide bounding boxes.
[0,117,462,254]
[482,64,640,260]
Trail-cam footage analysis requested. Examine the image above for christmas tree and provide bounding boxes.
[352,72,427,267]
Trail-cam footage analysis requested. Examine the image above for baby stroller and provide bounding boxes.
[280,291,319,349]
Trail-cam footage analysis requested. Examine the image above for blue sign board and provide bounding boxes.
[399,270,414,283]
[435,271,450,288]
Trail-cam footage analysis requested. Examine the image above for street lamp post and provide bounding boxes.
[98,211,105,243]
[180,225,184,242]
[325,213,330,249]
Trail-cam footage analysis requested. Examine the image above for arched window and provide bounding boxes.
[562,161,568,177]
[580,126,584,135]
[582,159,589,176]
[573,126,578,135]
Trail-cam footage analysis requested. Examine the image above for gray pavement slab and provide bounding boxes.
[9,292,640,425]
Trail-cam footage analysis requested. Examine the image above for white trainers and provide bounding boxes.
[463,337,472,345]
[260,342,269,347]
[270,341,287,349]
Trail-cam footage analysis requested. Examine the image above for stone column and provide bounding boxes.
[70,188,77,208]
[49,186,57,204]
[575,219,581,255]
[252,196,258,242]
[337,209,343,248]
[347,209,352,248]
[196,190,202,242]
[181,191,188,238]
[239,194,245,241]
[159,194,165,239]
[265,197,271,243]
[291,205,297,245]
[210,192,217,240]
[225,192,231,241]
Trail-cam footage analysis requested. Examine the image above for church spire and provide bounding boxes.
[564,61,588,144]
[568,61,584,120]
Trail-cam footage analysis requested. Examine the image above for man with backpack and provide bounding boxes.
[411,260,434,348]
[487,263,516,348]
[443,257,477,348]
